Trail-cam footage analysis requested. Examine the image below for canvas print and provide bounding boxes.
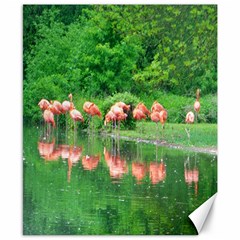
[23,5,217,235]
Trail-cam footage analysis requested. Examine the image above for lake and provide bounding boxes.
[23,126,217,235]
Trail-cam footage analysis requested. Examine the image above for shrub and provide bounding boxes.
[102,92,141,130]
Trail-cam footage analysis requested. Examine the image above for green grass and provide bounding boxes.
[107,122,217,149]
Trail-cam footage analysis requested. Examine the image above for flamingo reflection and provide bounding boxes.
[132,162,147,184]
[149,161,166,184]
[82,154,100,171]
[184,157,199,195]
[149,145,166,184]
[38,139,62,161]
[68,146,83,182]
[104,145,128,180]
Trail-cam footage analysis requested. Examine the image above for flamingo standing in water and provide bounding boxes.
[50,100,63,130]
[83,101,102,134]
[110,104,127,137]
[62,94,72,136]
[104,110,117,134]
[69,102,84,143]
[43,105,55,139]
[38,99,50,136]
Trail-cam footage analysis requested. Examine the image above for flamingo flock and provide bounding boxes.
[38,89,201,143]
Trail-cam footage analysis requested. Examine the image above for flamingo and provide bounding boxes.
[83,101,102,134]
[43,105,55,138]
[38,99,50,135]
[38,99,50,111]
[159,109,168,138]
[69,102,84,142]
[133,108,146,138]
[136,102,151,116]
[133,108,146,121]
[150,111,161,142]
[115,102,130,112]
[151,101,164,113]
[50,100,63,132]
[51,100,63,115]
[110,105,127,137]
[104,110,117,134]
[62,95,72,137]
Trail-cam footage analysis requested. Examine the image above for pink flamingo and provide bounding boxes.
[62,94,72,136]
[69,102,84,141]
[150,111,161,141]
[38,99,50,111]
[151,101,164,113]
[104,110,117,133]
[110,105,127,136]
[83,101,102,134]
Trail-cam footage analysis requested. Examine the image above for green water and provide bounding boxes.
[23,126,217,235]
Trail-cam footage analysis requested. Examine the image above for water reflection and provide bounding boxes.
[82,135,101,171]
[184,156,199,195]
[104,144,128,181]
[132,162,147,184]
[24,126,217,235]
[149,161,166,185]
[68,146,83,182]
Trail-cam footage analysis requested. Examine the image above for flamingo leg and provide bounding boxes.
[156,122,160,143]
[118,120,120,138]
[92,116,94,135]
[74,121,76,146]
[155,143,158,161]
[112,121,114,136]
[65,113,68,141]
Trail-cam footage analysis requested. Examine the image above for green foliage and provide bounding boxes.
[140,92,217,124]
[23,5,217,124]
[24,74,70,122]
[102,92,141,130]
[133,5,217,95]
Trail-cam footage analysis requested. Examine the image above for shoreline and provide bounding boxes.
[101,132,217,155]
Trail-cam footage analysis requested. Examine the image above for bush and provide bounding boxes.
[102,92,141,130]
[141,92,217,124]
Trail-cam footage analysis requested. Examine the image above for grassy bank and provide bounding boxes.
[103,122,217,150]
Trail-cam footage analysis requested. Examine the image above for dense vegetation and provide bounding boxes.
[23,5,217,125]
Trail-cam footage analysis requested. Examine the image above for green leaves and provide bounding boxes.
[23,5,217,123]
